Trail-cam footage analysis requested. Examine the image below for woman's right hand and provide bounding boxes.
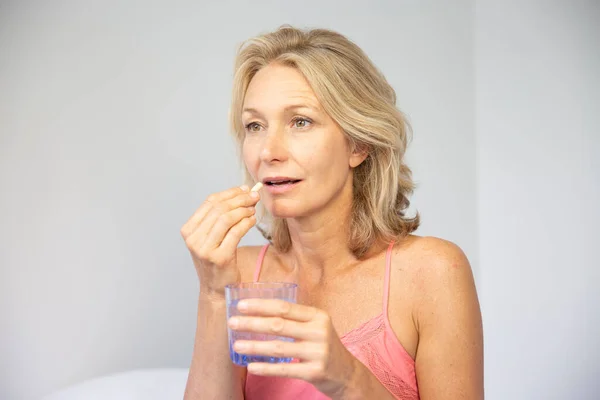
[180,185,260,298]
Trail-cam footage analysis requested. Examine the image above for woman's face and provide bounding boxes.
[241,63,364,219]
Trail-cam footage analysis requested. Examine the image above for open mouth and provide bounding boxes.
[264,179,301,186]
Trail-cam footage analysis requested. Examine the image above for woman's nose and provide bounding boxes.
[259,128,289,163]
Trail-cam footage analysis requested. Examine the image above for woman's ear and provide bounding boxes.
[349,143,369,168]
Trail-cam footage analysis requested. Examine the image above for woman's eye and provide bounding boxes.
[245,122,261,132]
[293,118,311,129]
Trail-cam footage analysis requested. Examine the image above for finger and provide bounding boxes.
[223,189,261,209]
[181,186,249,238]
[186,209,255,260]
[205,206,256,248]
[191,191,259,245]
[237,299,318,323]
[233,340,322,361]
[217,214,258,254]
[185,216,257,267]
[228,316,323,341]
[247,361,320,381]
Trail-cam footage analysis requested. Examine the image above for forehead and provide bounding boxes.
[243,64,321,110]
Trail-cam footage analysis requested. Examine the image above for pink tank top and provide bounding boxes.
[244,242,420,399]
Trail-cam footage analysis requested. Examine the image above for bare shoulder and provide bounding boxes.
[236,245,267,282]
[392,235,474,286]
[390,235,480,329]
[395,235,469,264]
[392,236,483,397]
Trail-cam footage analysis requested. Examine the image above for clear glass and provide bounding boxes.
[225,282,298,367]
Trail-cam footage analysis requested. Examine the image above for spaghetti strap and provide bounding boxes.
[253,244,270,282]
[383,241,395,316]
[246,238,420,399]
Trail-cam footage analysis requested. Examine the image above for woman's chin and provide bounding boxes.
[269,210,299,219]
[266,204,304,219]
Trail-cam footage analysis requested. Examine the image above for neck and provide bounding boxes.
[284,182,357,281]
[287,216,354,275]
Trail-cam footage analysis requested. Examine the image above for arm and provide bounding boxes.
[413,239,484,399]
[184,293,247,400]
[185,246,260,399]
[181,185,262,399]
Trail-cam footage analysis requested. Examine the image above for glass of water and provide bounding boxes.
[225,282,298,367]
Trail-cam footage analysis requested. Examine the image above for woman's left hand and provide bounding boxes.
[227,298,365,398]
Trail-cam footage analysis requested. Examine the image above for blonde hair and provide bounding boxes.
[229,25,420,258]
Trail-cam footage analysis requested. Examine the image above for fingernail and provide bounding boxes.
[234,341,248,351]
[228,317,239,329]
[240,185,249,192]
[248,363,262,374]
[237,301,248,311]
[250,191,259,199]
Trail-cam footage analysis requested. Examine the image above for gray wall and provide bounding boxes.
[0,1,476,399]
[476,1,600,399]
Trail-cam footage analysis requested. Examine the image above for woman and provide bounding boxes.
[181,26,483,400]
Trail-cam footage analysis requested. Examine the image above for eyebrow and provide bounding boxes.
[242,104,320,116]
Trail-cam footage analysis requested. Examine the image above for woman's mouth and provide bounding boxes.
[262,177,302,194]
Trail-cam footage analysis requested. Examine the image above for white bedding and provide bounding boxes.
[41,368,189,400]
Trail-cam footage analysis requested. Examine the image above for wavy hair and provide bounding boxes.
[229,25,419,257]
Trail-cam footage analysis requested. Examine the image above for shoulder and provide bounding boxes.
[236,245,268,282]
[391,235,477,317]
[391,237,483,397]
[392,235,472,279]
